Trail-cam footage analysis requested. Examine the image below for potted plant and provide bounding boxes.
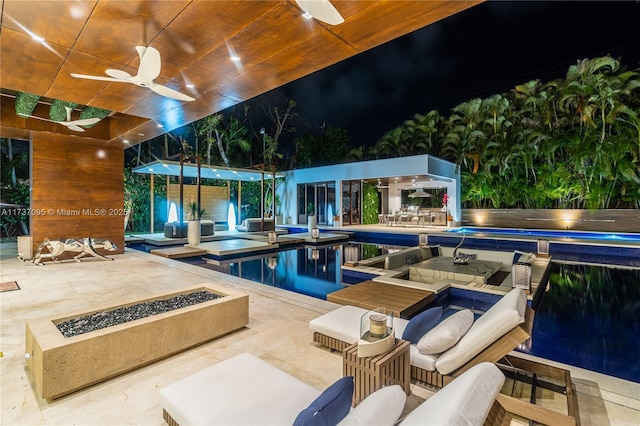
[187,201,205,245]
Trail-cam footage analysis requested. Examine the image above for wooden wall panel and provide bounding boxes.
[167,184,229,223]
[30,136,124,255]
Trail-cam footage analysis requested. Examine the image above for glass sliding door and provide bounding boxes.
[341,181,361,225]
[297,182,336,225]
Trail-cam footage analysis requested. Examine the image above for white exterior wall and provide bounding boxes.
[281,155,460,225]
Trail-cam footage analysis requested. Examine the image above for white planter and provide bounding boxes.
[307,215,317,233]
[187,221,201,245]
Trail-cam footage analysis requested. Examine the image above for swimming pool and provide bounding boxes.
[425,227,640,267]
[179,242,393,299]
[528,262,640,382]
[445,227,640,243]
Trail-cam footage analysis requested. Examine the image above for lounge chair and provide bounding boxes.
[311,288,532,387]
[160,352,547,426]
[236,217,275,232]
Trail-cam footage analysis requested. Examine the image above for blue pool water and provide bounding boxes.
[446,227,640,243]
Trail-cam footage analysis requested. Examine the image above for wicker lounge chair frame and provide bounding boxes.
[485,393,576,426]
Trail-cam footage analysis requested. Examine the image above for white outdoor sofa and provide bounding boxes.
[310,288,533,387]
[159,352,508,426]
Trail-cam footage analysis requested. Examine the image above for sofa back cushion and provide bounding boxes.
[384,246,438,270]
[416,309,473,355]
[400,362,505,426]
[435,288,526,375]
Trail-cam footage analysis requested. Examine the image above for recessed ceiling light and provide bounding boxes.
[302,12,313,19]
[186,83,194,88]
[157,123,163,128]
[32,35,45,42]
[123,139,129,144]
[230,55,240,62]
[138,133,144,136]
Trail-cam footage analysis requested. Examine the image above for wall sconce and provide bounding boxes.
[345,244,359,266]
[311,228,319,239]
[537,239,549,257]
[419,233,428,246]
[268,231,277,244]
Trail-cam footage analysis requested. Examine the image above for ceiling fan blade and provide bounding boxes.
[69,117,101,126]
[295,0,344,25]
[148,82,195,102]
[71,73,123,82]
[64,124,86,132]
[136,45,161,81]
[105,69,133,80]
[24,114,55,123]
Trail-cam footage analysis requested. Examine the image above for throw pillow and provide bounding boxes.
[338,385,406,425]
[512,250,535,265]
[428,245,442,257]
[401,306,443,344]
[405,254,420,265]
[416,309,474,355]
[293,376,354,426]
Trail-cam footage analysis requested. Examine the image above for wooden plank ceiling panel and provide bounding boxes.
[334,0,483,51]
[73,0,190,63]
[152,1,280,78]
[247,32,358,95]
[47,49,136,107]
[0,29,70,95]
[2,0,95,47]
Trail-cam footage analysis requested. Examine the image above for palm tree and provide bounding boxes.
[196,114,250,167]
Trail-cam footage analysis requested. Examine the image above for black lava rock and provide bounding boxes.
[56,291,221,337]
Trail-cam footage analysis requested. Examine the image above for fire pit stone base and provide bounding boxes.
[25,283,249,399]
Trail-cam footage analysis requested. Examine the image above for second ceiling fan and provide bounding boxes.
[71,46,195,102]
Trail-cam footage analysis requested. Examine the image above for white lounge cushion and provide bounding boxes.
[409,344,438,372]
[159,353,320,425]
[435,288,526,375]
[400,362,505,426]
[339,385,407,426]
[309,306,365,344]
[310,306,409,344]
[417,309,474,355]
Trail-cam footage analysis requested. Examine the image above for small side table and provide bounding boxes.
[343,339,410,406]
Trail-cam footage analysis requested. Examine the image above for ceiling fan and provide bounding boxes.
[19,107,101,132]
[71,46,195,102]
[295,0,344,25]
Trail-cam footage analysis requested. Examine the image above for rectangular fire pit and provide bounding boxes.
[25,283,249,399]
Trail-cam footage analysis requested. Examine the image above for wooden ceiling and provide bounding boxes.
[0,0,483,147]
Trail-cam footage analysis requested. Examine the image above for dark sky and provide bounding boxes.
[271,1,640,146]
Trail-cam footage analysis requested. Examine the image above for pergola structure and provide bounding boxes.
[133,159,285,231]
